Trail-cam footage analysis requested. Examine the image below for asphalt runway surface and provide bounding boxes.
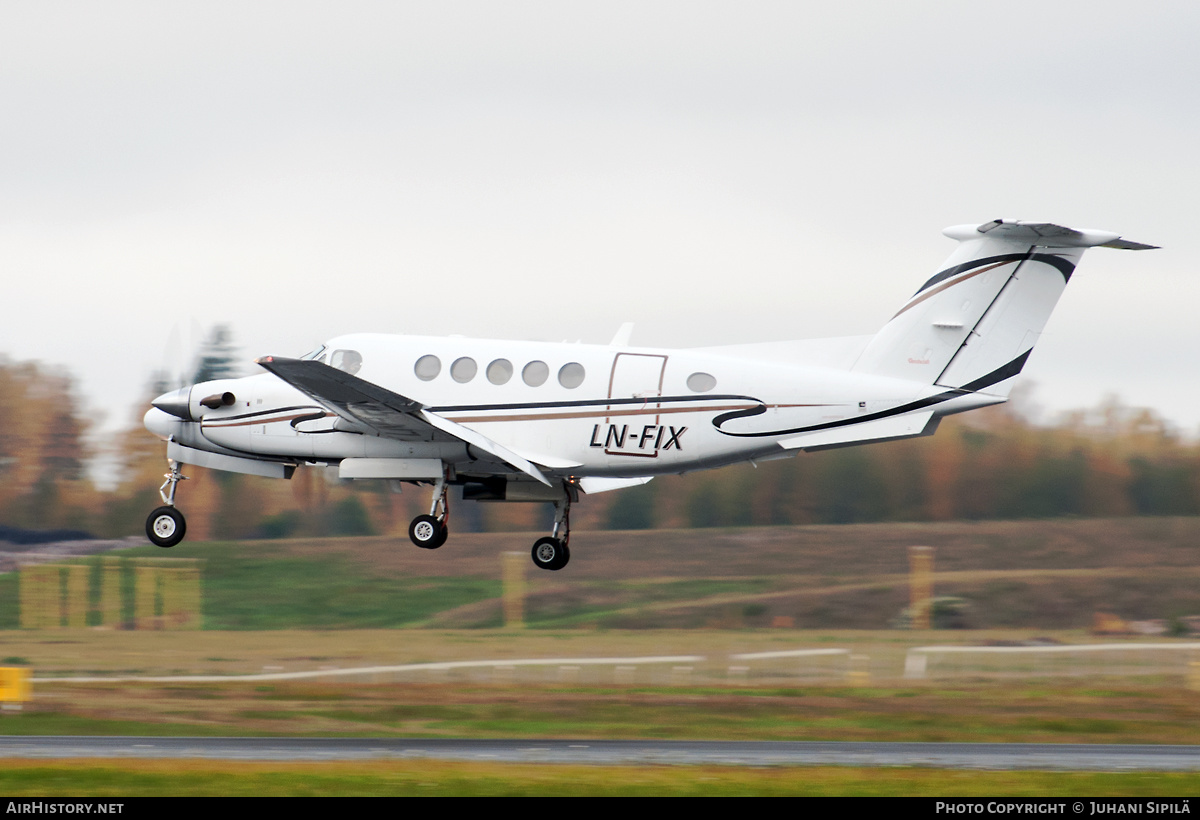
[2,737,1200,770]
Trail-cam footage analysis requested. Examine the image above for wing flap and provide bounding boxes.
[420,410,551,485]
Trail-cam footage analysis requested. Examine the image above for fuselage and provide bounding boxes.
[145,332,999,481]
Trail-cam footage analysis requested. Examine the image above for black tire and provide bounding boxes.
[146,506,186,548]
[409,514,447,549]
[531,537,569,571]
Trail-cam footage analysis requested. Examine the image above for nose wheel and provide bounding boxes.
[146,460,188,548]
[147,506,187,548]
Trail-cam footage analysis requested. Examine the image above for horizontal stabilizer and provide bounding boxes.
[1099,238,1159,251]
[947,220,1158,250]
[778,411,936,452]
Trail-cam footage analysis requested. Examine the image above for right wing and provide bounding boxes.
[255,357,551,485]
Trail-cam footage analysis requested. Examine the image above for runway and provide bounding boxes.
[2,737,1200,771]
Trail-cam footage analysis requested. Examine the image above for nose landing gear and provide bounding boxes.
[146,460,188,548]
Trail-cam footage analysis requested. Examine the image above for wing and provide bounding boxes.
[255,357,551,485]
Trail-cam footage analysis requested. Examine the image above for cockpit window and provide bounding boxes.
[330,349,362,375]
[300,345,327,362]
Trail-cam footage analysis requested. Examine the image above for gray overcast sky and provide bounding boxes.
[2,1,1196,444]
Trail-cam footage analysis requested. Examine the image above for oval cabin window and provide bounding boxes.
[451,357,478,383]
[687,372,717,392]
[487,359,513,385]
[414,355,441,381]
[522,360,549,387]
[558,362,586,389]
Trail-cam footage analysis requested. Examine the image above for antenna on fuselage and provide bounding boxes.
[609,322,634,347]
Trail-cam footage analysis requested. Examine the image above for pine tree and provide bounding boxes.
[192,325,241,383]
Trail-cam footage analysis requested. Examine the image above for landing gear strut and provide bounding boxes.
[531,498,571,571]
[146,460,188,548]
[408,471,449,549]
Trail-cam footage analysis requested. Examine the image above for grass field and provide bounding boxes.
[3,628,1199,795]
[2,519,1199,794]
[1,629,1198,745]
[6,517,1200,631]
[2,760,1199,797]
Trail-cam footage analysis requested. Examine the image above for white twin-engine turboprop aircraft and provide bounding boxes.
[144,219,1155,570]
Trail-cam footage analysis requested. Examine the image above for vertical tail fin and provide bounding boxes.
[852,220,1156,396]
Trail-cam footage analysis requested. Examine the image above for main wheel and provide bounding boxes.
[146,506,186,548]
[409,514,447,549]
[531,537,569,571]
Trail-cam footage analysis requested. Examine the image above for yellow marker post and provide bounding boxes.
[502,551,526,629]
[908,545,934,630]
[0,667,31,710]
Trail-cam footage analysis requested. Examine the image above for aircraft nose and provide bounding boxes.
[151,386,192,420]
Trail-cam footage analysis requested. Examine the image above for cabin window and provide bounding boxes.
[558,362,585,389]
[522,360,549,387]
[330,349,362,375]
[487,359,513,385]
[686,372,717,393]
[414,355,441,381]
[451,357,478,383]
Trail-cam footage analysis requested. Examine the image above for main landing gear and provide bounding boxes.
[406,474,575,570]
[408,472,449,549]
[530,499,571,571]
[146,460,188,548]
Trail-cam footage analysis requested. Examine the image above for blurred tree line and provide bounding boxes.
[602,391,1200,531]
[2,348,1199,542]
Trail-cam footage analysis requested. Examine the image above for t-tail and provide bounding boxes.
[852,219,1157,396]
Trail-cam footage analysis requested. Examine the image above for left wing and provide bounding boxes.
[255,357,551,485]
